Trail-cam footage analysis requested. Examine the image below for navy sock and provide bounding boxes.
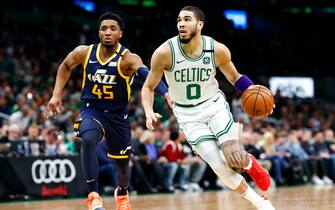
[79,118,103,193]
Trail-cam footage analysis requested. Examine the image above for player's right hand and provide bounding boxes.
[164,92,174,109]
[44,95,62,119]
[145,111,162,130]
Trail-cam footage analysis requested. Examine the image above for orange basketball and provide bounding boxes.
[241,85,275,118]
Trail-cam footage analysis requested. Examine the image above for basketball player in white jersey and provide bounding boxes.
[142,6,275,210]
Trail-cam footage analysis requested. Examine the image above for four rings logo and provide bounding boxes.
[31,159,76,184]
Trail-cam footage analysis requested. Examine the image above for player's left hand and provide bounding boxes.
[164,92,173,109]
[269,104,276,115]
[145,111,162,130]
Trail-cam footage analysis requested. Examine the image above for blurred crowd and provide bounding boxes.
[1,4,335,196]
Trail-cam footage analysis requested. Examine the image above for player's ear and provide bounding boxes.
[198,21,204,30]
[119,31,123,39]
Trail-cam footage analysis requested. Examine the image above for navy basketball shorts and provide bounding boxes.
[76,107,131,159]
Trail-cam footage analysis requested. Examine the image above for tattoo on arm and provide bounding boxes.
[221,140,250,169]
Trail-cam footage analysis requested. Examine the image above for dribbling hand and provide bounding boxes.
[145,112,162,130]
[44,95,62,119]
[269,91,276,115]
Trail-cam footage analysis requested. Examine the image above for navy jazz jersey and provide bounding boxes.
[81,43,132,113]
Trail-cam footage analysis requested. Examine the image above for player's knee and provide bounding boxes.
[210,162,225,174]
[79,118,103,146]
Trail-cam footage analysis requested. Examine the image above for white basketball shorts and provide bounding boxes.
[172,91,242,146]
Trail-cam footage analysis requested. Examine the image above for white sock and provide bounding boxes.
[241,186,264,208]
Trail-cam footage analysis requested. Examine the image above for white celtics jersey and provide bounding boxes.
[164,35,219,106]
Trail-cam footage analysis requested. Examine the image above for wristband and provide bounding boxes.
[234,75,254,92]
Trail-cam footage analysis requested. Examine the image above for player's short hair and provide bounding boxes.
[180,6,205,22]
[98,12,124,31]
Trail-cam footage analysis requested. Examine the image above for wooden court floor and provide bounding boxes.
[0,185,334,210]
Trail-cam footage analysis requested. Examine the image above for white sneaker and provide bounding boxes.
[323,176,333,185]
[257,197,275,210]
[312,175,325,185]
[189,183,203,192]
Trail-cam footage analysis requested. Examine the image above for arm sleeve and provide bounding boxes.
[136,66,168,96]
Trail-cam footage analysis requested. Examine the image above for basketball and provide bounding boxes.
[241,85,274,118]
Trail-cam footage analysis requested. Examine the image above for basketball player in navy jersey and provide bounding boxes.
[45,12,169,210]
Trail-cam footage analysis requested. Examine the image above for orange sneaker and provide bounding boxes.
[246,155,271,192]
[85,192,105,210]
[114,188,132,210]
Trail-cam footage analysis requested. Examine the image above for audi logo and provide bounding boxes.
[31,159,76,184]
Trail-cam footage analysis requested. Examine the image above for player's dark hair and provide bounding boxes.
[98,12,124,31]
[180,6,205,22]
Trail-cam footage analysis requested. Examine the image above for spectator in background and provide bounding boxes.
[287,130,310,180]
[324,129,335,180]
[313,131,334,184]
[57,131,74,155]
[7,124,27,156]
[131,126,144,153]
[67,132,82,155]
[9,104,32,132]
[275,132,292,161]
[242,131,272,172]
[300,129,330,185]
[160,129,188,191]
[130,126,159,193]
[153,128,164,149]
[309,109,322,132]
[0,95,11,116]
[241,131,272,187]
[138,130,171,192]
[0,124,10,143]
[22,124,45,156]
[259,132,288,185]
[0,124,10,155]
[43,127,58,156]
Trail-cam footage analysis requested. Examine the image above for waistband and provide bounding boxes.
[173,91,225,108]
[174,97,210,108]
[81,100,127,113]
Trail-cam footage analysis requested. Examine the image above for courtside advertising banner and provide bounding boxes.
[0,156,87,198]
